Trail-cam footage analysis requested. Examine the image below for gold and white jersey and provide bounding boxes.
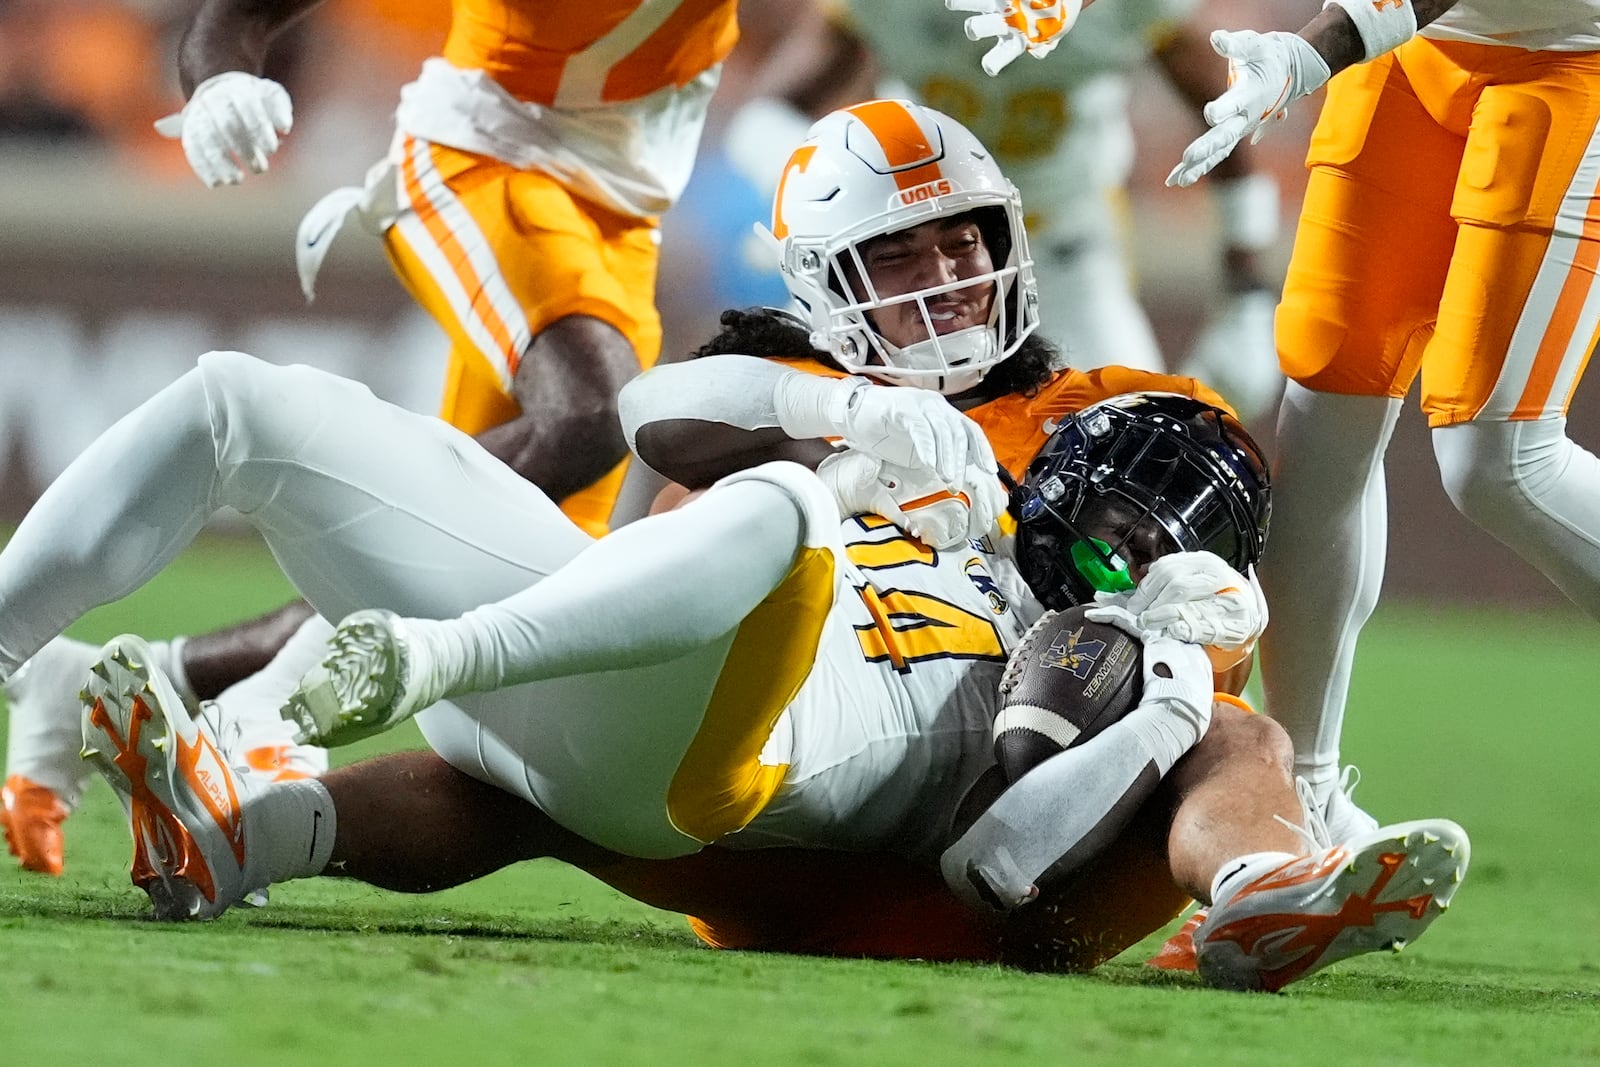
[1423,0,1600,51]
[731,507,1043,866]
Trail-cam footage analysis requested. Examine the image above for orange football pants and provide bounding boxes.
[383,136,664,535]
[1277,38,1600,427]
[587,798,1189,970]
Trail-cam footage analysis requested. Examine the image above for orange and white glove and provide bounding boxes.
[818,450,1004,549]
[156,72,293,188]
[946,0,1085,76]
[1085,551,1267,653]
[1166,30,1330,188]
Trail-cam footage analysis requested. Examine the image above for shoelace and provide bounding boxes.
[1275,775,1333,852]
[1336,764,1365,805]
[194,699,252,774]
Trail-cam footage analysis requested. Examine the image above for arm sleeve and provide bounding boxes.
[618,355,798,452]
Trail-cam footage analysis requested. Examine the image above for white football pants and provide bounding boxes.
[0,351,812,858]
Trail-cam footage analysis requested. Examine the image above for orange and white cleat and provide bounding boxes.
[1194,819,1470,993]
[1,774,70,875]
[79,635,260,921]
[1144,907,1206,972]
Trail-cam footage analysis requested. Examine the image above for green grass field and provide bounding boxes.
[1,535,1597,1065]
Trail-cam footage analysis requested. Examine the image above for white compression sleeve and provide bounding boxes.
[618,355,852,453]
[404,478,809,696]
[1434,417,1600,618]
[940,697,1211,913]
[941,638,1214,914]
[1258,382,1402,797]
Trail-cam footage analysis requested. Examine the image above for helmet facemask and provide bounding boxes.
[1014,395,1272,611]
[797,205,1033,395]
[763,101,1040,396]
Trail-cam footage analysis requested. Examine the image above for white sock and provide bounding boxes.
[213,616,333,777]
[246,776,337,885]
[408,479,806,698]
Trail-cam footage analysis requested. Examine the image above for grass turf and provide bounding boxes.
[1,535,1597,1065]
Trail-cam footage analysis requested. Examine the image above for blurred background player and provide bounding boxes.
[707,0,1286,421]
[1160,0,1600,837]
[0,0,838,874]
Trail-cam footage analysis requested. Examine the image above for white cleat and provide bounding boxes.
[1195,818,1470,993]
[1322,765,1382,844]
[79,635,259,921]
[280,610,432,747]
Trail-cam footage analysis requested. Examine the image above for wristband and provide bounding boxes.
[1324,0,1416,62]
[1211,174,1280,253]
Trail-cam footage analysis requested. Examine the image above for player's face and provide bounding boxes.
[1075,497,1180,583]
[856,216,996,350]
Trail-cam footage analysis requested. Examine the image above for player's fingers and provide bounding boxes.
[946,0,1003,14]
[1209,28,1257,61]
[188,129,243,187]
[964,11,1012,40]
[1167,115,1247,187]
[935,417,971,486]
[964,420,999,474]
[265,81,294,134]
[980,33,1026,75]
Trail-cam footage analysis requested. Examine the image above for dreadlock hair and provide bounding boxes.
[689,307,1061,398]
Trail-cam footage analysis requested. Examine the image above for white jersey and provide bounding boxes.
[732,510,1042,865]
[1423,0,1600,51]
[846,0,1198,245]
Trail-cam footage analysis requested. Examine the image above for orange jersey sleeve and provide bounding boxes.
[970,367,1235,479]
[443,0,739,107]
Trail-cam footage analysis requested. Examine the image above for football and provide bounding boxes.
[992,605,1143,783]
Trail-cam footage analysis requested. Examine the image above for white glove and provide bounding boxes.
[946,0,1084,76]
[1179,289,1284,425]
[1166,30,1331,188]
[817,450,1004,549]
[1085,551,1268,651]
[774,374,999,488]
[155,71,294,188]
[1136,635,1217,739]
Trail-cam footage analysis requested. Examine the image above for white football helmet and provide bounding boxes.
[760,99,1039,395]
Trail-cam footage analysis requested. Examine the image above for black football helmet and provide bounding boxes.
[1012,392,1271,611]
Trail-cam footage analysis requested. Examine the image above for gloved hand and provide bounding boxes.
[946,0,1084,76]
[1085,551,1267,651]
[775,374,999,489]
[817,450,1005,549]
[1136,635,1217,737]
[1167,30,1331,187]
[1179,289,1284,425]
[155,71,294,188]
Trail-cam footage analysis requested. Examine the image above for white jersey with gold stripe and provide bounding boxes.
[845,0,1199,245]
[1423,0,1600,51]
[733,512,1044,866]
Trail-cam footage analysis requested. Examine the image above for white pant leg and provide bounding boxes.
[0,350,593,675]
[414,465,836,859]
[1258,383,1402,794]
[1434,417,1600,618]
[1034,228,1163,372]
